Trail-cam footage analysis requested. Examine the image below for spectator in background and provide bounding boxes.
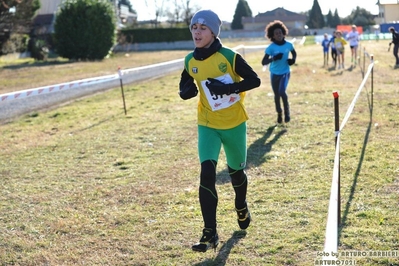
[321,33,330,66]
[346,25,360,65]
[334,30,347,69]
[388,27,399,68]
[374,26,380,42]
[329,31,337,67]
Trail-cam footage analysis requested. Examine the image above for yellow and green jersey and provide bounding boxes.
[184,47,248,130]
[334,37,347,52]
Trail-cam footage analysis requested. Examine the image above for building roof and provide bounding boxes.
[242,7,307,24]
[33,14,54,26]
[377,0,399,4]
[119,4,137,19]
[36,0,63,15]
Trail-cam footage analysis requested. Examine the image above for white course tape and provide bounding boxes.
[1,74,118,102]
[0,45,264,104]
[323,132,341,260]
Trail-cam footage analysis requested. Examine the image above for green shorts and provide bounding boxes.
[198,122,247,170]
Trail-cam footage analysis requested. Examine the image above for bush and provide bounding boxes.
[54,0,116,60]
[30,39,49,61]
[118,28,192,43]
[0,33,29,55]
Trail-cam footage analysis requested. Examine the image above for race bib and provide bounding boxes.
[201,74,240,111]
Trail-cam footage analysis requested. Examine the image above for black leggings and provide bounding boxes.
[271,72,290,114]
[393,44,399,65]
[331,49,337,64]
[199,160,248,229]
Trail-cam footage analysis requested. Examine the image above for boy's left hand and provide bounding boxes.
[207,78,231,95]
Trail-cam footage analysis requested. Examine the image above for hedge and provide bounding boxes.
[119,28,192,43]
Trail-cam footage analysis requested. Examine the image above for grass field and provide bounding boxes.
[0,39,398,265]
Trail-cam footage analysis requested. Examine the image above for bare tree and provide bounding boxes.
[181,0,199,25]
[161,0,198,26]
[142,0,166,27]
[166,0,180,26]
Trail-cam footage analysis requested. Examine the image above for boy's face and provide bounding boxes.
[191,23,214,48]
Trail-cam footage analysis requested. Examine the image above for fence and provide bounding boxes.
[0,59,184,121]
[0,44,270,122]
[361,33,392,41]
[322,48,375,261]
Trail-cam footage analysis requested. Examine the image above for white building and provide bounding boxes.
[376,0,399,24]
[32,0,136,34]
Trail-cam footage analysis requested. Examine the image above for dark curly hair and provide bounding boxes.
[265,20,289,41]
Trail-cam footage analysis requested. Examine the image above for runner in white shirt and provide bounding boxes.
[346,25,360,65]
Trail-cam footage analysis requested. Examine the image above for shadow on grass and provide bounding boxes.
[216,125,286,185]
[327,65,337,72]
[331,68,345,77]
[339,117,373,238]
[246,125,286,168]
[193,230,247,266]
[67,113,131,134]
[346,64,354,72]
[2,59,73,70]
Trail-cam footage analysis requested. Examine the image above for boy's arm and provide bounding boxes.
[207,54,261,96]
[230,54,261,93]
[179,69,198,100]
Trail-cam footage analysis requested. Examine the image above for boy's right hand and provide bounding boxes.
[179,79,198,100]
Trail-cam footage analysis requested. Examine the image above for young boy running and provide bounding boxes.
[329,31,337,67]
[178,9,261,253]
[334,30,347,69]
[322,33,330,66]
[346,25,360,65]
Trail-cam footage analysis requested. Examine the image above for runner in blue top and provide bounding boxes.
[321,33,330,66]
[261,20,297,124]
